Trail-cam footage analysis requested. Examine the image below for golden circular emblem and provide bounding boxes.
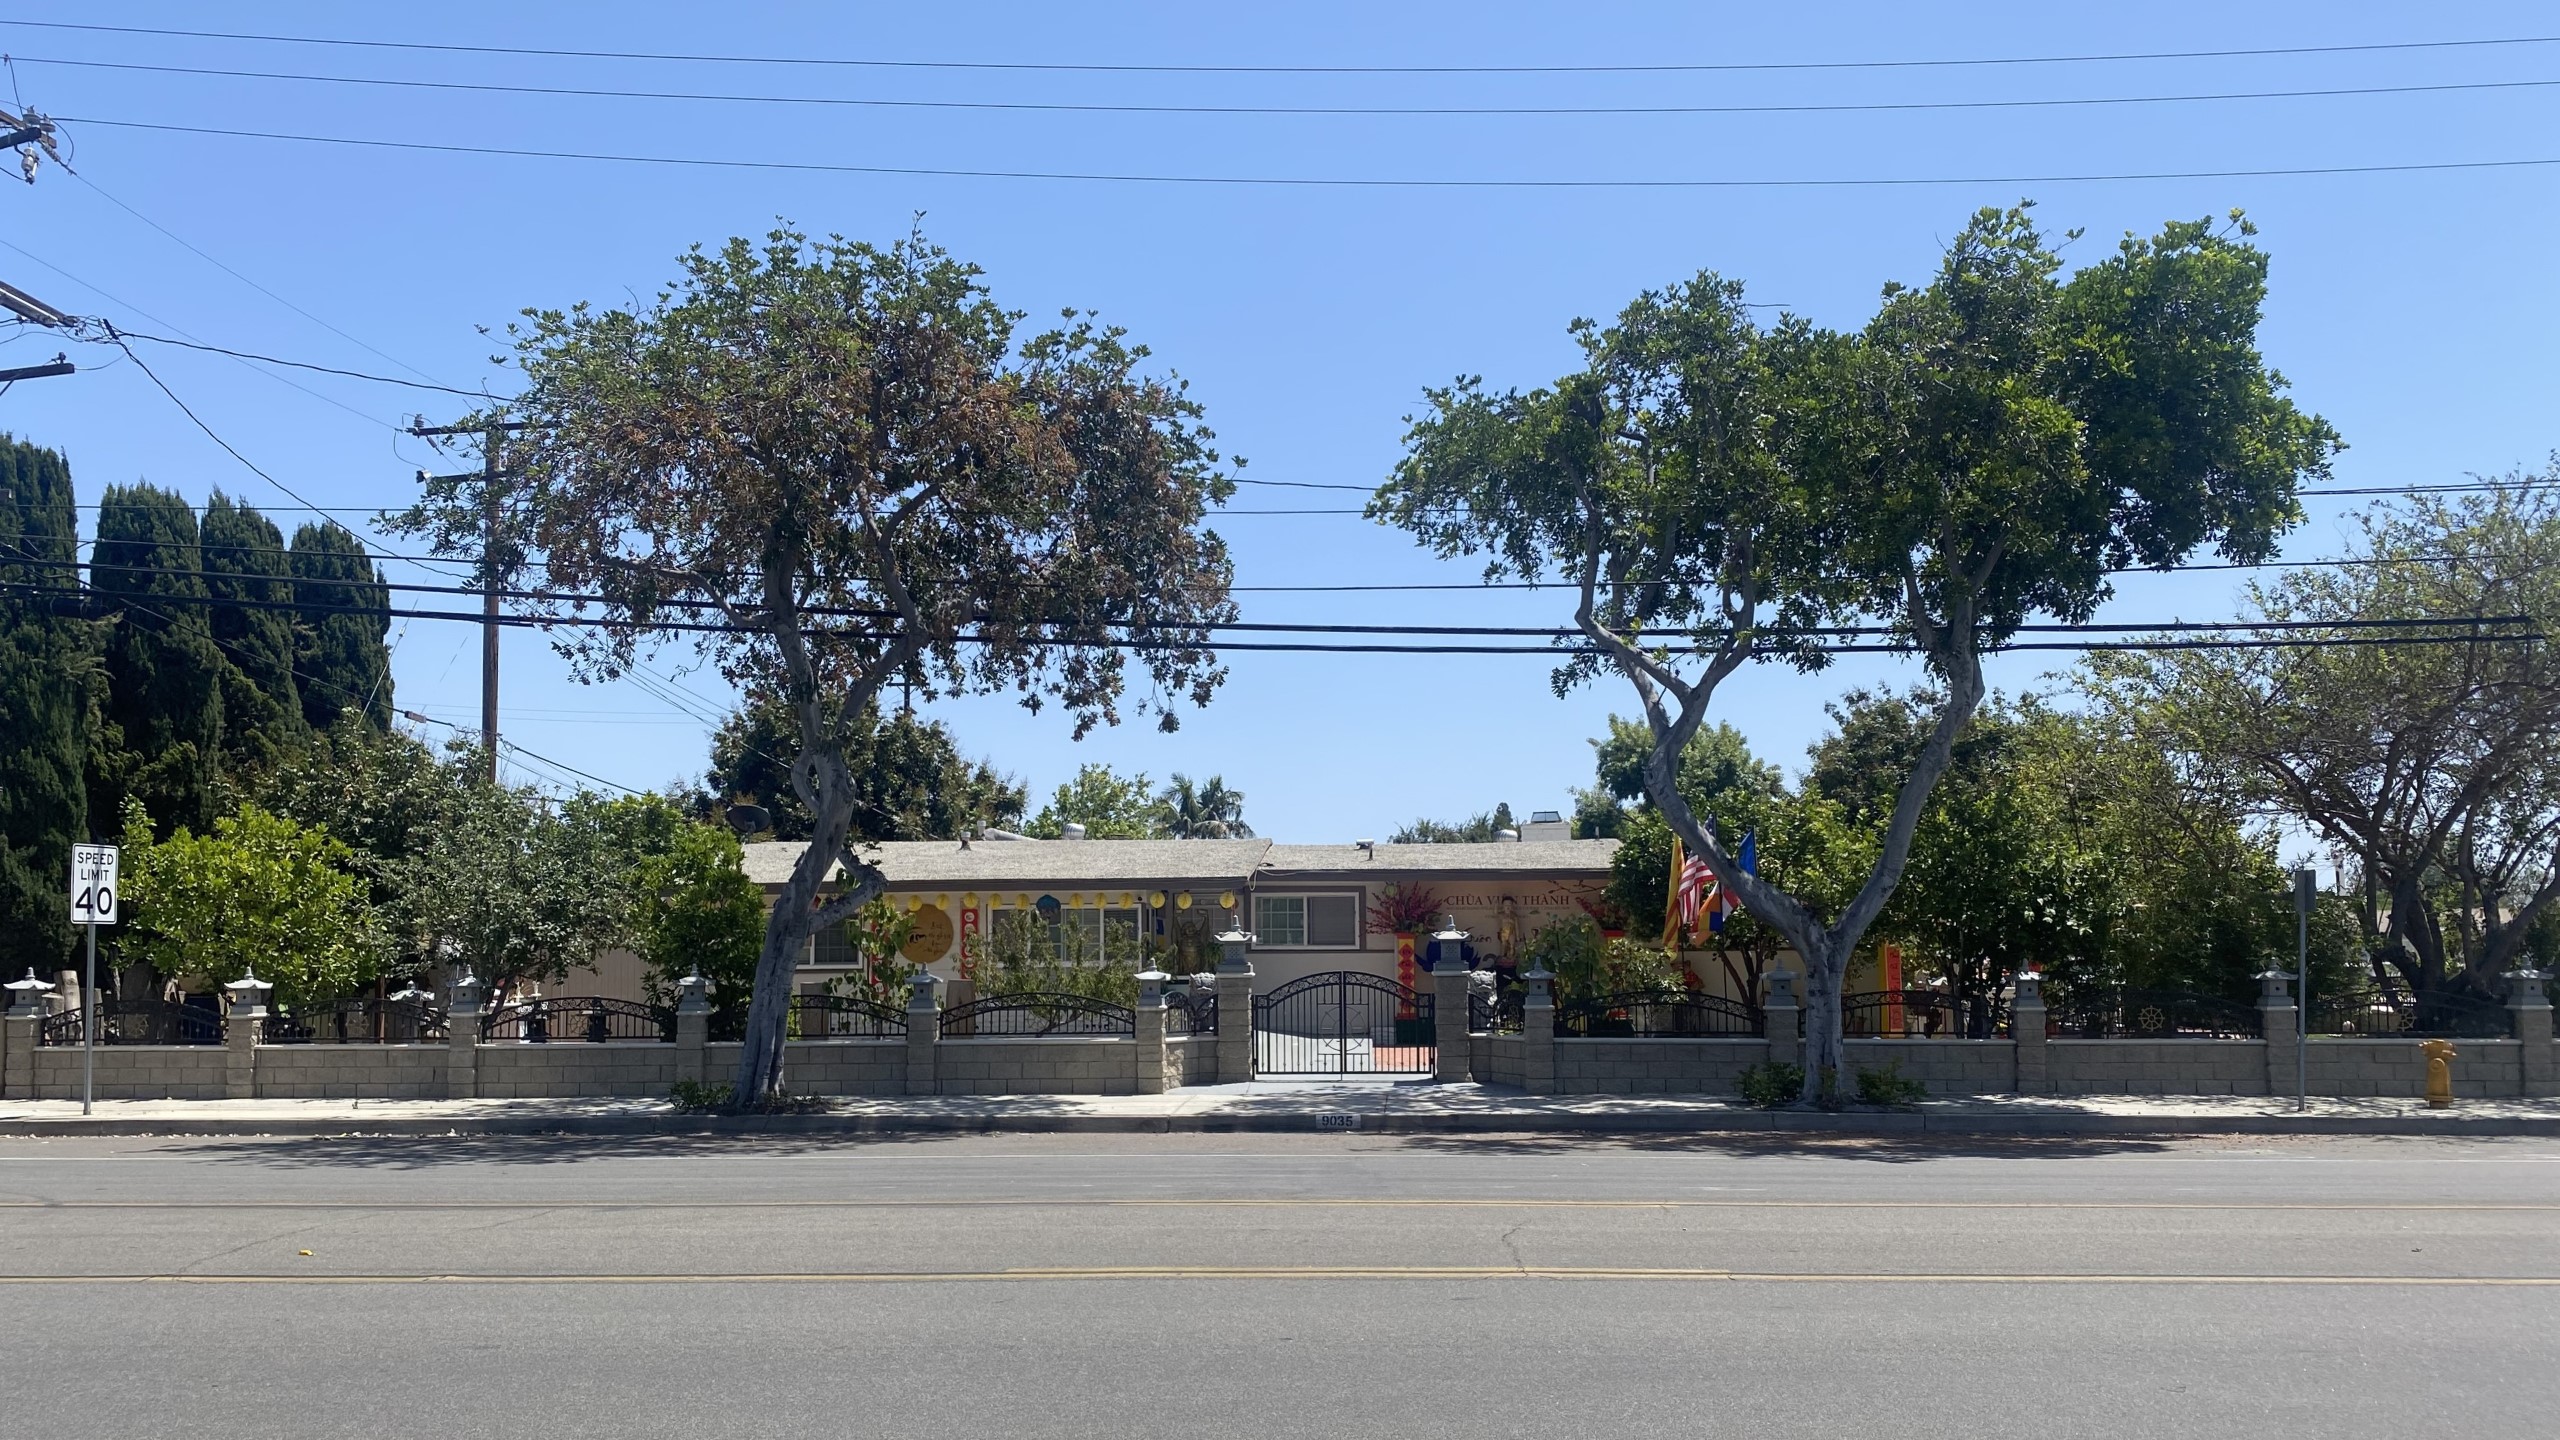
[901,905,955,964]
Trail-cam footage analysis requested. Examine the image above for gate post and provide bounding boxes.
[1763,969,1801,1070]
[906,971,942,1096]
[221,970,272,1101]
[673,970,710,1086]
[444,971,483,1101]
[1430,920,1472,1083]
[2011,970,2048,1096]
[2507,969,2552,1097]
[1214,928,1254,1085]
[1134,970,1169,1096]
[2258,969,2299,1100]
[2,972,51,1099]
[1521,966,1556,1095]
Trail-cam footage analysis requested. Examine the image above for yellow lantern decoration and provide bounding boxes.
[962,892,979,910]
[1218,891,1237,910]
[1016,893,1031,910]
[936,893,950,911]
[904,894,921,912]
[1176,891,1193,910]
[1149,891,1168,909]
[1120,891,1135,908]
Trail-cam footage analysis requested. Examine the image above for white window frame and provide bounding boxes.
[1252,892,1362,951]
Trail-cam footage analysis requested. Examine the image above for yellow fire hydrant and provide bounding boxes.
[2420,1038,2457,1109]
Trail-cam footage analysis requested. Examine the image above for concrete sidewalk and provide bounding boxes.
[6,1084,2560,1137]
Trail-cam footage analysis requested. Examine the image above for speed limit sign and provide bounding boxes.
[69,843,118,926]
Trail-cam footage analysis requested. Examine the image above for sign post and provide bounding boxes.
[69,843,118,1116]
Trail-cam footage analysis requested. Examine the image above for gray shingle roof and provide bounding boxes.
[741,836,1618,888]
[1259,840,1617,878]
[741,838,1271,889]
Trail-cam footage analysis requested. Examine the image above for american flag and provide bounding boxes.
[1676,853,1718,936]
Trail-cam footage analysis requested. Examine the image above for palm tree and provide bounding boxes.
[1162,773,1252,839]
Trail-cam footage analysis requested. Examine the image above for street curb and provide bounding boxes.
[4,1109,2555,1139]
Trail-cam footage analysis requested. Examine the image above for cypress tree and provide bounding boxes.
[0,435,90,978]
[200,490,304,772]
[288,521,393,729]
[89,483,226,837]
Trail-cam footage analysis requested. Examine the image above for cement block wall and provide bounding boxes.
[1165,1035,1215,1088]
[256,1045,447,1100]
[1842,1039,2016,1095]
[1552,1038,1764,1095]
[2044,1040,2266,1096]
[933,1037,1137,1096]
[2304,1038,2520,1098]
[477,1041,682,1099]
[30,1045,228,1100]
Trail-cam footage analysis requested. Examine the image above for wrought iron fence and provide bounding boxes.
[787,994,907,1039]
[1554,990,1764,1038]
[38,1000,224,1046]
[480,996,673,1043]
[2306,988,2510,1038]
[1842,989,2009,1040]
[264,996,448,1045]
[1469,988,1523,1035]
[2049,988,2261,1040]
[1165,988,1219,1037]
[940,991,1136,1038]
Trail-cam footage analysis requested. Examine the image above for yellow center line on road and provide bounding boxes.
[0,1267,2553,1286]
[2,1197,2556,1211]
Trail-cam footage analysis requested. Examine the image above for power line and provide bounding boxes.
[37,551,2544,640]
[0,235,406,432]
[12,580,2540,655]
[31,54,2560,117]
[61,166,458,390]
[100,326,503,398]
[93,321,356,530]
[13,19,2558,76]
[12,525,2539,589]
[61,116,2560,190]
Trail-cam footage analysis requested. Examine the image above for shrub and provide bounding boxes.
[1737,1060,1804,1108]
[1855,1061,1930,1107]
[669,1079,731,1112]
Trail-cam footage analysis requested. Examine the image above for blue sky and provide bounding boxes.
[6,2,2555,841]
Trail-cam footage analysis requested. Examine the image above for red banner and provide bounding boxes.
[959,906,981,981]
[1395,933,1418,1018]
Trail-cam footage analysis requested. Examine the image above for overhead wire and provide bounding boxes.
[28,55,2560,117]
[8,579,2539,655]
[12,19,2559,75]
[57,116,2560,190]
[0,235,408,432]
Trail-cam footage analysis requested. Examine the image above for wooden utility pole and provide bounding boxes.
[479,426,503,781]
[411,419,530,781]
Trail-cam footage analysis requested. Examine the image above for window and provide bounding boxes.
[993,906,1146,966]
[1254,893,1359,949]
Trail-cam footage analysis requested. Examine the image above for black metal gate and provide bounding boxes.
[1253,970,1434,1078]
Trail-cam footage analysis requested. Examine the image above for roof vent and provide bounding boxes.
[1062,822,1088,842]
[1496,828,1521,843]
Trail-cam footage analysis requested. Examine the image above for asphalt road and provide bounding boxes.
[3,1130,2555,1438]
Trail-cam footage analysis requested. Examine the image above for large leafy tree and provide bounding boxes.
[705,699,1022,841]
[1374,205,2337,1098]
[1391,803,1518,844]
[2089,475,2560,1003]
[1027,762,1171,838]
[389,772,629,1000]
[0,436,92,979]
[287,521,394,731]
[89,483,227,837]
[116,797,383,1009]
[391,227,1236,1101]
